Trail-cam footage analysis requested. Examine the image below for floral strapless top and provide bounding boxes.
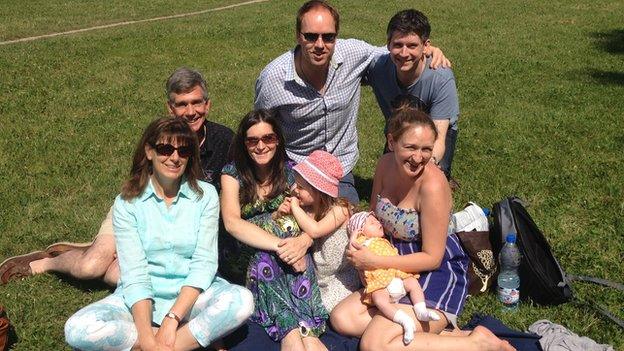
[375,196,422,241]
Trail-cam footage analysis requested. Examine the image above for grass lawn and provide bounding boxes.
[1,0,623,349]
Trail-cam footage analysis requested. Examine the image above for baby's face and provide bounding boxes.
[362,215,384,238]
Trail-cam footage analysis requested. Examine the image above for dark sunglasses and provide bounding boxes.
[301,32,337,43]
[153,143,193,158]
[244,133,278,147]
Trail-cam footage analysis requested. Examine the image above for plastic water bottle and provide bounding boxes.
[497,233,521,309]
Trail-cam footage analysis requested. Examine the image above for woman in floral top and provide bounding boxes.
[221,110,328,351]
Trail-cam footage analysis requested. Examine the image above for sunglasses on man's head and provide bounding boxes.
[153,143,193,158]
[244,133,279,147]
[301,32,337,43]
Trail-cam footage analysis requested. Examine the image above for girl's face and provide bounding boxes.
[293,173,318,207]
[388,124,436,177]
[361,215,384,238]
[145,138,190,184]
[245,122,279,168]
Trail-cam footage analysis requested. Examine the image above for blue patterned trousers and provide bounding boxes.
[65,278,253,350]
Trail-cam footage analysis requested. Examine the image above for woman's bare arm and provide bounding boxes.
[220,174,281,251]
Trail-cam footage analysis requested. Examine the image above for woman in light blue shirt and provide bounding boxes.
[65,117,253,351]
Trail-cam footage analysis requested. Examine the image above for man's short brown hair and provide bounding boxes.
[296,0,340,34]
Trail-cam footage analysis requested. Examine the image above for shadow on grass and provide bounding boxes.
[567,68,624,86]
[354,175,373,205]
[54,273,115,292]
[591,29,624,55]
[585,29,624,86]
[588,70,624,85]
[6,323,18,349]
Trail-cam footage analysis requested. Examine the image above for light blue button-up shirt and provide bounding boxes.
[112,178,219,323]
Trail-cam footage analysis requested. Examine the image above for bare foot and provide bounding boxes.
[281,329,305,351]
[29,257,50,274]
[301,336,328,351]
[469,326,516,351]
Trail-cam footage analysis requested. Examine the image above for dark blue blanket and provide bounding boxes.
[463,314,542,351]
[224,322,359,351]
[226,314,541,351]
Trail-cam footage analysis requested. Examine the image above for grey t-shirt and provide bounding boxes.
[366,55,459,131]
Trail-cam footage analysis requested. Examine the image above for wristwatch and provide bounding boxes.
[165,311,181,323]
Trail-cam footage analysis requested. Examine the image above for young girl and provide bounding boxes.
[347,211,440,345]
[276,150,360,314]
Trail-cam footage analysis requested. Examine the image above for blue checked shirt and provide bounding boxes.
[254,39,385,173]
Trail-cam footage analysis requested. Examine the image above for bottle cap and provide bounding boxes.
[506,233,517,243]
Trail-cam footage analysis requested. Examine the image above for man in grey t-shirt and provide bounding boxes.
[367,9,459,179]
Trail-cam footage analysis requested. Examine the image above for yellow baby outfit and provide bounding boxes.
[355,235,416,304]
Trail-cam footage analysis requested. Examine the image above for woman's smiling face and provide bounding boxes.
[390,124,435,177]
[245,122,278,168]
[146,139,189,183]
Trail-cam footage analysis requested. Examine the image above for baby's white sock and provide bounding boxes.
[413,301,441,322]
[392,309,415,345]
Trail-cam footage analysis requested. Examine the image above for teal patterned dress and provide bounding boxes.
[221,162,327,341]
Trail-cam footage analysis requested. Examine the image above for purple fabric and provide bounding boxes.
[376,196,470,316]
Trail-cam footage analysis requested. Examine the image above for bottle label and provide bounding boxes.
[497,286,519,305]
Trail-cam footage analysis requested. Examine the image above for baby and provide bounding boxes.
[348,211,439,344]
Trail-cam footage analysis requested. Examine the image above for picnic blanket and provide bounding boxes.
[463,314,543,351]
[226,313,542,351]
[225,321,360,351]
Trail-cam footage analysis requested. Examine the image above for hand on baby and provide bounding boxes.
[347,240,379,271]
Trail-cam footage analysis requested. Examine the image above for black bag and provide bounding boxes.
[491,196,624,329]
[491,196,572,305]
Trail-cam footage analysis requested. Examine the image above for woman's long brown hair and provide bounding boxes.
[229,109,289,204]
[120,117,203,200]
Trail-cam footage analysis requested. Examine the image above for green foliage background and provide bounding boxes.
[0,0,622,349]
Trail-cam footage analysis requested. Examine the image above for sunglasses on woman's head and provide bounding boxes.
[153,143,193,158]
[244,133,278,147]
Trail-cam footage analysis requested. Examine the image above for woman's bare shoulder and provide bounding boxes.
[420,164,451,198]
[376,153,394,169]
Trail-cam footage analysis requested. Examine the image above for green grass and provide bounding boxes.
[1,0,623,349]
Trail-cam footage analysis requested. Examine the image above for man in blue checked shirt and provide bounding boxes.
[254,0,450,205]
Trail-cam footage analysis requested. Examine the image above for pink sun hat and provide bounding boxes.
[347,211,374,235]
[293,150,344,198]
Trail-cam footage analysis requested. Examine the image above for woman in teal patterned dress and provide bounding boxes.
[221,110,328,351]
